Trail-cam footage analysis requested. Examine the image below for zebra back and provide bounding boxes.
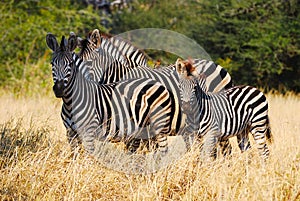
[106,34,148,68]
[77,29,232,93]
[46,33,174,155]
[171,58,232,92]
[77,29,148,82]
[193,59,233,92]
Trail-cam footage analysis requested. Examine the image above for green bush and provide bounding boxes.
[0,0,299,95]
[0,0,106,96]
[112,0,300,93]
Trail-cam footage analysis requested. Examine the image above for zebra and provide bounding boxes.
[77,29,232,91]
[76,32,234,154]
[77,30,128,82]
[77,29,148,81]
[46,33,173,156]
[175,58,272,161]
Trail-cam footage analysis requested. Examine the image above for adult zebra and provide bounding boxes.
[77,29,232,91]
[77,30,234,155]
[175,58,272,161]
[77,29,148,81]
[46,33,173,156]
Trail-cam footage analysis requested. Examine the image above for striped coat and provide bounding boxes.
[46,33,173,155]
[176,59,272,161]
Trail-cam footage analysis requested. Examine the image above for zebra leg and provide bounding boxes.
[178,127,194,151]
[156,134,168,157]
[219,139,232,158]
[67,129,81,151]
[126,138,142,153]
[237,133,251,152]
[202,132,218,161]
[125,127,152,153]
[250,123,270,161]
[81,128,96,154]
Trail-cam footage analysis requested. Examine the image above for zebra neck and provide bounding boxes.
[196,88,212,113]
[61,54,98,110]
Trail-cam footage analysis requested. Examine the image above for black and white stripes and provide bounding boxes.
[176,58,272,161]
[77,29,148,83]
[46,33,173,155]
[46,30,272,163]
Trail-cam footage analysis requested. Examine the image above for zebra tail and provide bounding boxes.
[266,117,273,144]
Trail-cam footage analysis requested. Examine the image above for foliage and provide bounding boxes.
[112,0,300,93]
[0,0,299,95]
[0,0,106,96]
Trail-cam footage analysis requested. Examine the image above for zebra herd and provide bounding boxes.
[46,29,272,164]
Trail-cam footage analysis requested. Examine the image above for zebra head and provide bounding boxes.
[179,77,199,113]
[46,33,77,98]
[77,29,101,61]
[175,58,206,112]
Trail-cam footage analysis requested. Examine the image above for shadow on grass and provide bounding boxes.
[0,118,52,169]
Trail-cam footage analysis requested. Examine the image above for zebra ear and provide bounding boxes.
[46,33,59,52]
[68,34,77,52]
[175,58,183,71]
[60,36,68,52]
[90,29,101,47]
[77,37,83,49]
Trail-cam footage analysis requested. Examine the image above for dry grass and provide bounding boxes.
[0,93,299,200]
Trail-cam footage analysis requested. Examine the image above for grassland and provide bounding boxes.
[0,93,299,200]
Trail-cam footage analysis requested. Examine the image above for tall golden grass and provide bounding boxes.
[0,93,299,200]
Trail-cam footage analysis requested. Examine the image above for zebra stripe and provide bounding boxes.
[107,34,148,67]
[77,29,148,82]
[46,33,172,155]
[77,29,232,92]
[176,60,272,161]
[76,31,234,152]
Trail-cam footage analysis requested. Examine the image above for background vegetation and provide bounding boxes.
[0,0,299,96]
[0,0,105,96]
[112,0,300,92]
[0,1,299,200]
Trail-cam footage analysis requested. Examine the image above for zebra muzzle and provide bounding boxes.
[182,101,191,112]
[53,80,64,98]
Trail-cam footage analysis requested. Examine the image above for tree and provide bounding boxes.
[111,0,300,92]
[0,0,106,96]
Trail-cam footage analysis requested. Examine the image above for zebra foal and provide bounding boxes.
[46,33,173,156]
[175,58,272,161]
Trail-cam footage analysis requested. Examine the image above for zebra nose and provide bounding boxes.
[182,101,191,111]
[53,79,64,98]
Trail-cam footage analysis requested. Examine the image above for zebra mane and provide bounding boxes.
[98,30,113,39]
[77,38,94,58]
[78,38,90,49]
[195,74,208,92]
